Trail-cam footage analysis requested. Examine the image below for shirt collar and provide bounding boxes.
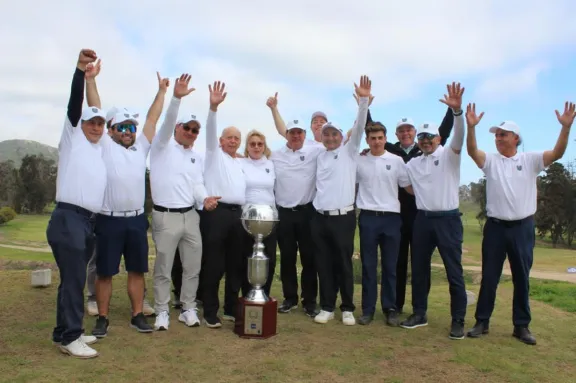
[497,152,520,161]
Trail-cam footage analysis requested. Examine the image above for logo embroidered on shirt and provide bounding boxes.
[129,146,137,151]
[191,158,196,163]
[517,165,522,171]
[386,164,391,170]
[91,107,98,113]
[434,160,439,166]
[334,154,338,159]
[300,156,305,161]
[265,168,270,173]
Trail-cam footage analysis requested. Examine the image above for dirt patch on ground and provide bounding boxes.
[0,259,57,271]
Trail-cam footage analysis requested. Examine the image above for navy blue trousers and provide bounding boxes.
[411,210,467,321]
[358,211,402,315]
[475,216,535,327]
[46,202,95,345]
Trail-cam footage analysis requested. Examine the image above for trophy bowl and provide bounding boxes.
[240,204,279,239]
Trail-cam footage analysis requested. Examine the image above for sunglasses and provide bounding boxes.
[417,133,437,140]
[116,124,137,133]
[182,124,200,134]
[249,142,264,148]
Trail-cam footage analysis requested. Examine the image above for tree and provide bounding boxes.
[144,168,153,214]
[0,160,18,208]
[14,155,57,214]
[469,177,487,232]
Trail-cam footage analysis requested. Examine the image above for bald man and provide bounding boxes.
[198,81,247,328]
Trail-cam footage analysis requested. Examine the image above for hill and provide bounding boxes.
[0,140,58,167]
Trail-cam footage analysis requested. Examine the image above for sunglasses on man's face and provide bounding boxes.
[182,124,200,134]
[249,142,264,148]
[417,133,437,141]
[116,124,137,134]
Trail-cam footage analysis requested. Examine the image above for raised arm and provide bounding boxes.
[266,92,288,139]
[465,103,487,168]
[438,106,454,146]
[142,72,170,143]
[346,75,372,157]
[439,82,465,155]
[207,81,228,152]
[543,102,576,167]
[85,59,102,109]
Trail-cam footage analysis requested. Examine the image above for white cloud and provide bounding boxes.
[1,0,575,152]
[474,62,548,102]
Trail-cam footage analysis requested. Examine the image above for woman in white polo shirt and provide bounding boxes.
[239,130,277,299]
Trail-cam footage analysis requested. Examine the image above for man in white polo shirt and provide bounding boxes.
[84,69,169,336]
[150,73,220,331]
[266,99,325,316]
[312,75,372,326]
[465,101,575,345]
[399,82,468,340]
[356,121,412,327]
[47,49,106,359]
[199,81,247,328]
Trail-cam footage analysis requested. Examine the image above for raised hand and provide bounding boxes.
[85,59,101,79]
[209,81,227,108]
[173,74,195,99]
[353,93,374,106]
[465,103,485,128]
[555,102,576,128]
[266,92,278,109]
[157,71,170,92]
[77,49,97,70]
[440,82,464,111]
[203,196,222,211]
[354,75,372,99]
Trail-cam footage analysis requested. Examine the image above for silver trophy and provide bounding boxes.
[240,204,279,304]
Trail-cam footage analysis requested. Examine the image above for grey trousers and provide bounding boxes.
[86,246,97,301]
[152,209,202,313]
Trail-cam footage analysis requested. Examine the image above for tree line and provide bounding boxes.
[462,160,576,248]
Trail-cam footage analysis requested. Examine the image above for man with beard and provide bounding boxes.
[465,101,575,345]
[85,68,168,336]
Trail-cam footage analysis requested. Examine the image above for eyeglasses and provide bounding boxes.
[249,142,264,148]
[182,124,200,134]
[115,124,137,133]
[417,133,436,140]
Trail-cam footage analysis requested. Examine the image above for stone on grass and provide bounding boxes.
[31,269,51,287]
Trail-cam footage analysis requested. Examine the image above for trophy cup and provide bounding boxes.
[234,204,279,339]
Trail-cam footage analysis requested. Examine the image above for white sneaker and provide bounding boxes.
[179,309,200,327]
[86,301,98,316]
[143,300,155,316]
[314,310,335,324]
[53,334,97,346]
[154,311,170,331]
[59,338,99,359]
[222,314,235,322]
[342,311,356,326]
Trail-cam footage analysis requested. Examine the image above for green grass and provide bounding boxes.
[0,247,53,262]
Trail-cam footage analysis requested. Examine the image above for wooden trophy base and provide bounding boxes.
[234,297,278,339]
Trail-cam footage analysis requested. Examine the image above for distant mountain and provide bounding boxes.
[0,140,58,167]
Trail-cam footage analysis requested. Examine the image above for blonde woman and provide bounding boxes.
[240,130,277,298]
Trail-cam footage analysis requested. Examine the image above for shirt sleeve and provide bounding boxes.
[135,133,152,156]
[525,152,545,174]
[480,152,494,175]
[397,161,411,188]
[151,97,180,150]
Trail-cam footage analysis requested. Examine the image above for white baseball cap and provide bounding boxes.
[321,121,343,134]
[81,106,106,122]
[396,117,415,130]
[106,106,120,122]
[417,122,439,136]
[111,110,139,126]
[286,119,305,131]
[489,121,520,136]
[177,114,201,126]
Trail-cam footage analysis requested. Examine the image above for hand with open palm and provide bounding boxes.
[85,59,101,80]
[440,82,464,112]
[209,81,227,111]
[354,75,372,99]
[465,103,485,128]
[173,73,195,99]
[556,102,576,128]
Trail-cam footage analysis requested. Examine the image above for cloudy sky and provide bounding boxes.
[2,0,576,184]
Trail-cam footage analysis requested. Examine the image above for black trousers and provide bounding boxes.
[171,210,203,300]
[475,216,535,327]
[241,229,278,298]
[198,203,244,319]
[411,210,467,321]
[277,203,318,308]
[47,202,95,345]
[311,210,357,312]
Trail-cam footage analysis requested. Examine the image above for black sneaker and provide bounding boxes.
[513,327,537,345]
[278,300,298,313]
[130,312,153,333]
[467,321,489,338]
[449,319,465,340]
[92,316,109,338]
[400,314,428,329]
[358,314,374,325]
[385,310,400,327]
[304,305,319,317]
[204,315,222,329]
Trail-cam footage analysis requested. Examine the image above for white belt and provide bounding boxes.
[316,205,355,216]
[100,208,145,217]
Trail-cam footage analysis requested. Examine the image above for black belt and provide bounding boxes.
[359,209,399,217]
[277,202,313,212]
[153,205,194,213]
[489,216,532,227]
[56,202,94,218]
[418,209,461,217]
[217,202,241,211]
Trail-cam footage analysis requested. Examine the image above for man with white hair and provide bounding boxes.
[47,49,105,358]
[465,101,575,345]
[85,68,168,336]
[399,82,467,340]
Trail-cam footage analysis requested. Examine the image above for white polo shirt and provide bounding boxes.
[150,97,207,209]
[406,145,460,211]
[204,110,246,205]
[271,141,324,208]
[313,97,369,211]
[356,151,411,213]
[482,152,545,220]
[241,157,276,205]
[56,117,107,213]
[100,134,150,212]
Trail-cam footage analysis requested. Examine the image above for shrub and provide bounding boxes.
[0,206,17,225]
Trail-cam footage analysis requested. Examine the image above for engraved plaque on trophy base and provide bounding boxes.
[234,297,278,339]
